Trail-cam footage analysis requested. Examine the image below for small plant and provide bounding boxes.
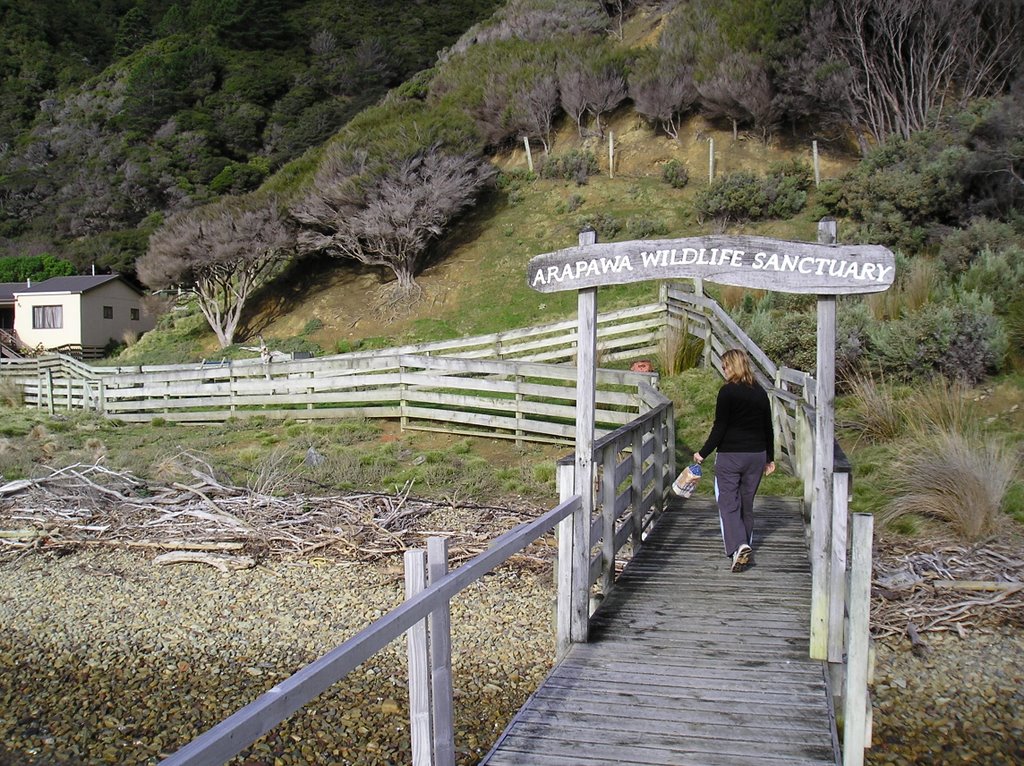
[0,377,22,408]
[302,317,325,336]
[624,216,668,239]
[574,212,621,239]
[661,159,689,189]
[558,193,584,214]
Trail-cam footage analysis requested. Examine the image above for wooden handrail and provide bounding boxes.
[160,495,581,766]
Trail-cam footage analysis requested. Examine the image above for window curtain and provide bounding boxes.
[33,305,63,329]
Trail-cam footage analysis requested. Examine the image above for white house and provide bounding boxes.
[12,274,156,358]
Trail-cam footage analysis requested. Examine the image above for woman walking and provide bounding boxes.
[693,348,775,572]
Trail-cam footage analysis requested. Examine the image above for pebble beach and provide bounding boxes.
[0,550,557,765]
[2,548,1022,765]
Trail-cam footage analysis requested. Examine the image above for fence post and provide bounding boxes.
[843,513,874,766]
[45,368,54,414]
[404,549,434,766]
[426,538,455,766]
[813,139,821,187]
[608,130,614,179]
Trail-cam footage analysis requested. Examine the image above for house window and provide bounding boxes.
[130,308,140,321]
[32,305,63,329]
[103,306,113,319]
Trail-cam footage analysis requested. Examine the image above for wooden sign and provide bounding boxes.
[527,234,895,295]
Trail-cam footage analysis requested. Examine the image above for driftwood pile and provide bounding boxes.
[0,456,554,570]
[872,536,1024,645]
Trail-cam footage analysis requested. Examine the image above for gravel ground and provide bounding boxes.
[866,627,1024,766]
[1,548,1022,766]
[0,550,557,766]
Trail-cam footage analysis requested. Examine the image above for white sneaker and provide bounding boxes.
[731,543,752,572]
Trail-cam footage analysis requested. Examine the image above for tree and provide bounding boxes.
[558,46,628,138]
[629,49,698,139]
[137,197,294,348]
[291,144,494,303]
[828,0,1024,146]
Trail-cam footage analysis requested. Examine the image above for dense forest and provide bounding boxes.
[1,0,1023,381]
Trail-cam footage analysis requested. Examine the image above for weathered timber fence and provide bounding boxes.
[158,384,675,766]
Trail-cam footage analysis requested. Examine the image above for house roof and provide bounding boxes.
[0,282,24,304]
[12,274,140,296]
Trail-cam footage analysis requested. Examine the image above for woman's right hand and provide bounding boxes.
[693,452,703,464]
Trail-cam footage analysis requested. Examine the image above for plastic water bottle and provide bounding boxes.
[672,463,702,498]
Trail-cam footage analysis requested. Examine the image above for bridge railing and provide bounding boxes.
[157,386,676,766]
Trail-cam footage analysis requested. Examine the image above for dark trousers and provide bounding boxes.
[713,451,767,556]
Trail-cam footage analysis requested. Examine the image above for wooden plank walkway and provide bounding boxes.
[482,495,840,766]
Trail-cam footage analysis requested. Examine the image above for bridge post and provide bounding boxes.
[571,228,598,644]
[842,513,874,766]
[404,549,434,766]
[810,218,838,660]
[427,538,456,766]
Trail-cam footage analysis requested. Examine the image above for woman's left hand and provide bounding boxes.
[764,461,776,476]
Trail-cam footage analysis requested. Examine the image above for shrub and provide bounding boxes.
[752,309,817,372]
[694,167,807,223]
[574,211,621,239]
[539,150,598,182]
[661,159,689,189]
[867,295,1007,383]
[624,216,668,239]
[939,218,1020,274]
[959,246,1024,315]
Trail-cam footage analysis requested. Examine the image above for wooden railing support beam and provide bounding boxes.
[843,513,874,766]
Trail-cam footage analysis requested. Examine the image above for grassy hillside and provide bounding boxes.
[120,107,858,363]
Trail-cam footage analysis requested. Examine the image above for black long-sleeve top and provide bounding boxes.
[698,381,774,462]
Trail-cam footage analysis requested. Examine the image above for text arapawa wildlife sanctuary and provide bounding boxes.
[528,235,896,296]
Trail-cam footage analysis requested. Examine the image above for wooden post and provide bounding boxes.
[555,461,575,657]
[45,369,54,414]
[828,470,850,663]
[664,403,675,514]
[97,377,106,414]
[522,137,534,172]
[813,140,821,187]
[608,130,614,179]
[631,427,644,549]
[843,513,874,766]
[708,138,715,182]
[404,549,433,766]
[426,538,455,766]
[601,445,616,596]
[572,227,598,644]
[810,218,837,660]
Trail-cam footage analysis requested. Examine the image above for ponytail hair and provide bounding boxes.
[722,348,755,385]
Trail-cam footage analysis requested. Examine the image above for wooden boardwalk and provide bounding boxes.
[482,495,840,766]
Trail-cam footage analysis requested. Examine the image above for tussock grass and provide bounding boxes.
[658,318,704,377]
[879,429,1020,541]
[903,377,975,435]
[840,374,905,443]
